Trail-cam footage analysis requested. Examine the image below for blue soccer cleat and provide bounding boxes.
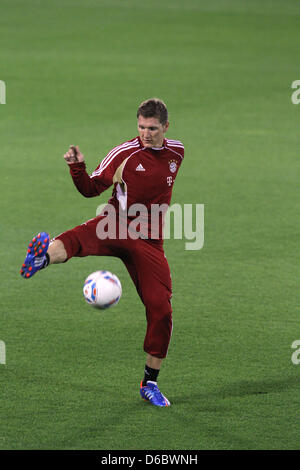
[140,380,170,407]
[20,232,50,279]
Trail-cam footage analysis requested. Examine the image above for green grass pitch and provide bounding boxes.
[1,0,300,450]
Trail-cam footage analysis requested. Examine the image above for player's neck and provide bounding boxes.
[150,138,165,150]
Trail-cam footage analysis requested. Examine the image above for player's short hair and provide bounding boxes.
[137,98,168,125]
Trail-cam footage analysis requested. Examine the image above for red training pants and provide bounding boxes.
[55,215,173,359]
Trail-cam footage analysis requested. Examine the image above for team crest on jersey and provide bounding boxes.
[169,159,177,173]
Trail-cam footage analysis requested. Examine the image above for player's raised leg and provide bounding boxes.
[20,216,112,279]
[20,235,68,278]
[47,239,68,264]
[20,232,50,278]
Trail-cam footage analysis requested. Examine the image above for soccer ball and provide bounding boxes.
[83,270,122,309]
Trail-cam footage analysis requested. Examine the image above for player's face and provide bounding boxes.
[138,116,169,148]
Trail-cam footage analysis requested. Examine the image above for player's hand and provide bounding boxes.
[63,145,85,165]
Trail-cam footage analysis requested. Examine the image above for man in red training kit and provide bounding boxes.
[20,98,184,407]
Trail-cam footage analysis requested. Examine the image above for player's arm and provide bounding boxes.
[63,145,110,197]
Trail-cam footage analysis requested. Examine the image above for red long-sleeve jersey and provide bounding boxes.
[69,136,184,240]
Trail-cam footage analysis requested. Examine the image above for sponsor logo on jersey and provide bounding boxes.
[136,163,145,171]
[167,176,173,186]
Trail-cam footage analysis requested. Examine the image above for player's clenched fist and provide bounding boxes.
[63,145,85,164]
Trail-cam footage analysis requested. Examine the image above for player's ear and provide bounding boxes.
[163,121,169,133]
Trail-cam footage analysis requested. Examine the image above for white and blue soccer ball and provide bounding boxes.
[83,270,122,309]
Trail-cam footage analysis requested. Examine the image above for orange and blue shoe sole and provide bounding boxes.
[20,232,50,279]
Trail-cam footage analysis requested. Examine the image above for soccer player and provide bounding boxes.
[20,98,184,407]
